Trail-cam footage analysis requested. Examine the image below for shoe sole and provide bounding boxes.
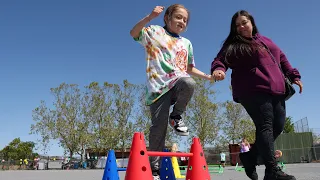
[264,177,296,180]
[263,174,296,180]
[169,123,189,136]
[174,131,189,136]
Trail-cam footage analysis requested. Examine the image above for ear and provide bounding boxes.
[164,15,169,25]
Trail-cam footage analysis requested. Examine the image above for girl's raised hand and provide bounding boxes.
[149,6,165,20]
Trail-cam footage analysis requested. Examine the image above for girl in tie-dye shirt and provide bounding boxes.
[130,4,214,179]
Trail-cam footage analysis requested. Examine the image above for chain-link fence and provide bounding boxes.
[278,146,320,163]
[204,132,320,166]
[294,117,310,133]
[204,145,320,166]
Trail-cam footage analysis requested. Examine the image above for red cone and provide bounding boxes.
[186,138,211,180]
[125,132,153,180]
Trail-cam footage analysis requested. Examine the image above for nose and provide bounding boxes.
[178,18,186,24]
[178,20,185,24]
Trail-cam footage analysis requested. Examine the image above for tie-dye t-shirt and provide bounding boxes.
[134,25,195,105]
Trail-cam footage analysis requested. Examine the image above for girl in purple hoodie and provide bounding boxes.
[211,10,303,180]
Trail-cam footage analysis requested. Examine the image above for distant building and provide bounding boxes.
[85,145,176,159]
[85,148,131,159]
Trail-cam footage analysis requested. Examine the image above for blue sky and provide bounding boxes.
[0,0,318,155]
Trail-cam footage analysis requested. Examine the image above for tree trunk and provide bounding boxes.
[69,150,73,159]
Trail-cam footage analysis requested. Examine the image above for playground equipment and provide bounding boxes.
[180,164,224,174]
[170,143,185,178]
[100,147,187,180]
[235,162,286,172]
[171,155,186,178]
[235,162,245,172]
[124,132,211,180]
[102,150,127,180]
[278,161,286,170]
[235,150,286,173]
[101,136,286,180]
[102,132,215,179]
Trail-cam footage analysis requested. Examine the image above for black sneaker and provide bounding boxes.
[264,166,296,180]
[239,151,258,180]
[169,115,189,136]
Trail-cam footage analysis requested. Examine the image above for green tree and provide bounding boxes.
[30,100,54,154]
[186,77,221,147]
[134,86,152,144]
[0,138,37,160]
[239,119,256,143]
[113,80,139,157]
[82,82,118,152]
[222,100,255,144]
[283,116,295,133]
[220,86,256,145]
[31,83,85,158]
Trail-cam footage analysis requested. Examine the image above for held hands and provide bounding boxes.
[212,70,226,81]
[293,80,303,93]
[148,6,165,20]
[206,74,215,82]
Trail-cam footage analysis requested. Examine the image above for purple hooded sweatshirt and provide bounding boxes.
[210,34,301,102]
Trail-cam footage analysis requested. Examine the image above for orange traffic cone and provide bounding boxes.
[125,132,153,180]
[186,138,211,180]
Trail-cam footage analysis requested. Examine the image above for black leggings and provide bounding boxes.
[239,93,286,169]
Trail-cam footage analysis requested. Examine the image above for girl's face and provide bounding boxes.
[166,8,188,35]
[236,15,253,38]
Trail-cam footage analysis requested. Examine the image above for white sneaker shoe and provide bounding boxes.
[169,115,189,136]
[153,175,160,180]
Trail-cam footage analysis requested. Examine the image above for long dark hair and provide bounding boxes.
[223,10,259,64]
